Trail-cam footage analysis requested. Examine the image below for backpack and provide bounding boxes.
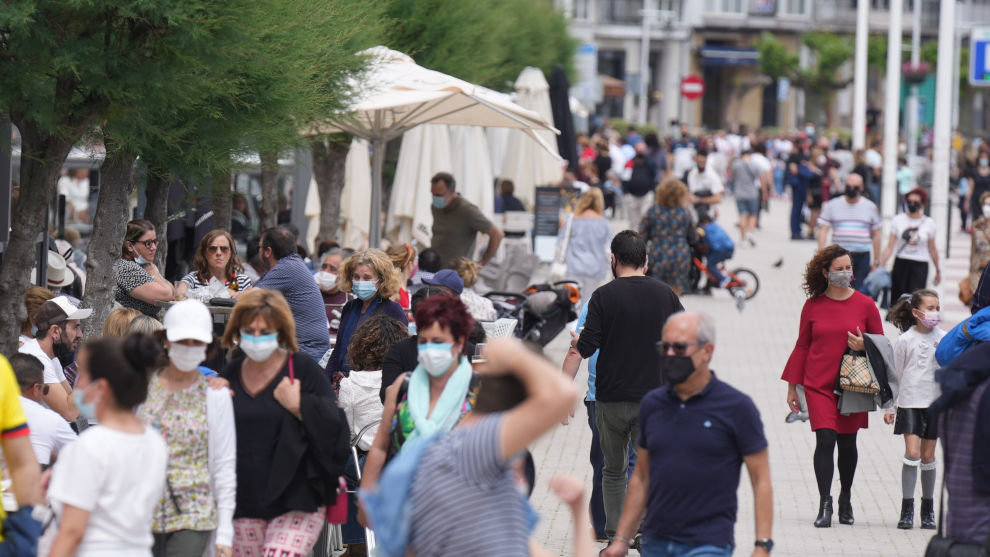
[624,159,654,197]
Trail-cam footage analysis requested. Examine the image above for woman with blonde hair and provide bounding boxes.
[325,249,408,379]
[640,178,694,295]
[102,307,142,337]
[385,243,416,316]
[176,229,253,300]
[219,289,348,556]
[559,187,612,307]
[20,286,55,346]
[451,258,497,321]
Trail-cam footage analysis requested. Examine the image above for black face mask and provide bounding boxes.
[611,263,617,279]
[845,188,861,199]
[661,355,696,385]
[907,201,922,213]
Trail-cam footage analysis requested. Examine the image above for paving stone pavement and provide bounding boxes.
[528,199,965,556]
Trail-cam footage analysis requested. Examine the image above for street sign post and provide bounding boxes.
[680,75,705,100]
[970,27,990,86]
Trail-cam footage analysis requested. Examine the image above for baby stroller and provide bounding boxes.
[484,281,580,347]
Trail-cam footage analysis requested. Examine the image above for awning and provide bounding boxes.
[599,74,625,97]
[700,46,759,67]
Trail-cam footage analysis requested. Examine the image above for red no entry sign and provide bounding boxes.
[680,75,705,100]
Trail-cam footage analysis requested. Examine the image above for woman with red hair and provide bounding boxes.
[879,187,941,300]
[359,294,478,491]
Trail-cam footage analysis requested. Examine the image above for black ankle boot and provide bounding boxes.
[920,498,936,530]
[897,498,914,529]
[838,491,854,525]
[814,496,833,528]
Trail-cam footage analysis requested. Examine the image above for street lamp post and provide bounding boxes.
[852,0,870,150]
[638,3,656,125]
[932,0,956,258]
[907,0,922,159]
[882,0,904,224]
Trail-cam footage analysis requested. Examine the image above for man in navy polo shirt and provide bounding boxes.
[602,312,774,557]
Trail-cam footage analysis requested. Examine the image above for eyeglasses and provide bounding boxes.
[207,245,231,254]
[21,383,49,396]
[133,239,158,249]
[656,341,703,356]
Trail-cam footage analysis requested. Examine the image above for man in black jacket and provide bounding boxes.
[573,230,683,539]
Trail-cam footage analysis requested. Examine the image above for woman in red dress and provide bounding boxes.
[782,245,883,528]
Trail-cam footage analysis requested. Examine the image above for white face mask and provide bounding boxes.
[314,271,338,291]
[168,344,206,372]
[417,343,455,377]
[240,333,279,362]
[983,204,990,219]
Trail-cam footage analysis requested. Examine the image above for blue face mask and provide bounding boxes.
[74,387,97,422]
[352,280,378,300]
[432,195,447,209]
[407,322,417,336]
[134,255,149,265]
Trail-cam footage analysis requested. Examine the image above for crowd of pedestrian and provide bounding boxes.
[3,120,990,557]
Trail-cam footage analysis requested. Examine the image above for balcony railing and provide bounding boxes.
[599,0,682,25]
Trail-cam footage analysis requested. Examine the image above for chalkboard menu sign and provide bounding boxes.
[532,185,579,261]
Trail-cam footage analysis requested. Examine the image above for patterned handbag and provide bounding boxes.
[838,349,879,394]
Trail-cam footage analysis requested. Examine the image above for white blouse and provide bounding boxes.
[890,326,946,411]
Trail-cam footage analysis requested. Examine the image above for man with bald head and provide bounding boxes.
[816,173,882,292]
[602,312,773,557]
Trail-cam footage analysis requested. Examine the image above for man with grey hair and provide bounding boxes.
[602,311,774,557]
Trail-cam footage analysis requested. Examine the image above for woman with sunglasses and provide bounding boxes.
[781,245,883,529]
[114,219,175,317]
[176,230,253,300]
[219,289,349,556]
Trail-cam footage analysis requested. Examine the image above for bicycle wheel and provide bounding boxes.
[728,268,760,300]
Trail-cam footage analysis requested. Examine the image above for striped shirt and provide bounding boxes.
[180,271,253,292]
[819,197,881,253]
[408,415,529,556]
[255,254,330,362]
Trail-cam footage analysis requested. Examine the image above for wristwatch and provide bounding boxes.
[755,539,774,552]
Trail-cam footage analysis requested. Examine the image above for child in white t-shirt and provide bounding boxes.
[885,289,945,531]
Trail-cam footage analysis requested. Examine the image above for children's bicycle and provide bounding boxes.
[690,254,760,300]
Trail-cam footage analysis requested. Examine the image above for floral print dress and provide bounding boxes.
[640,205,695,292]
[138,374,217,534]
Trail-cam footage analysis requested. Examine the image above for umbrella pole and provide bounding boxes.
[370,137,384,248]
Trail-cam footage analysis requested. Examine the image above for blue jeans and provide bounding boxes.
[790,181,806,238]
[706,247,733,284]
[848,250,871,293]
[640,536,734,557]
[773,167,785,195]
[586,401,637,538]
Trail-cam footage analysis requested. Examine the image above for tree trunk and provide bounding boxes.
[81,141,136,338]
[312,137,349,245]
[144,172,171,272]
[211,169,232,232]
[0,123,78,355]
[259,151,279,232]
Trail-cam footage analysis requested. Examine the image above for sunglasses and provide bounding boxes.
[207,245,231,253]
[656,341,703,357]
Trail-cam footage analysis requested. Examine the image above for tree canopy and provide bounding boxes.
[384,0,576,91]
[755,31,854,92]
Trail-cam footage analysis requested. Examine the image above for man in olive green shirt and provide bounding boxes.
[430,172,504,267]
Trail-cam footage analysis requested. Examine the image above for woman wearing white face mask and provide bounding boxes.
[136,300,236,557]
[965,154,990,227]
[325,249,408,383]
[360,294,479,496]
[219,289,350,557]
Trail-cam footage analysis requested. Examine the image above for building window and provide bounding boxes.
[571,0,591,19]
[705,0,745,14]
[782,0,808,15]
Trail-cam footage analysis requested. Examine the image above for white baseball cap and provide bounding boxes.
[163,299,214,344]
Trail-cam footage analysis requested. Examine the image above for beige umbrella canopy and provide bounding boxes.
[499,67,563,207]
[310,46,559,247]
